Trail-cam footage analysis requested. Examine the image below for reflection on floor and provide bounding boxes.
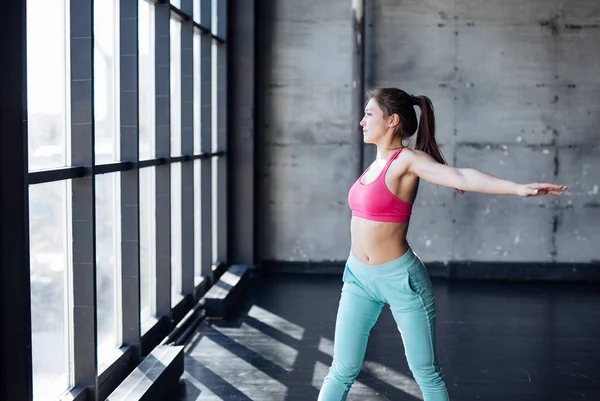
[170,273,600,401]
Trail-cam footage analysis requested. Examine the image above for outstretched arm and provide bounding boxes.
[408,150,567,197]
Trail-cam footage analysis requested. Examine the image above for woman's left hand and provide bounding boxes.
[517,183,567,197]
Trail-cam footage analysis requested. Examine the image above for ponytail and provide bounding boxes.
[413,95,447,166]
[413,95,464,194]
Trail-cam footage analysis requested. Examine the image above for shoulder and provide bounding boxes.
[391,147,428,165]
[397,148,438,165]
[399,147,430,159]
[388,147,417,176]
[389,148,434,177]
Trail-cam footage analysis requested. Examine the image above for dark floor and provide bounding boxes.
[170,274,600,401]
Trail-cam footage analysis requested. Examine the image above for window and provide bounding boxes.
[171,17,183,303]
[29,181,72,401]
[17,0,228,397]
[193,30,201,157]
[170,18,182,158]
[94,0,122,363]
[211,36,219,262]
[140,167,157,325]
[94,0,120,164]
[211,0,218,36]
[193,0,200,23]
[95,173,122,358]
[139,0,156,161]
[193,28,202,278]
[139,0,157,327]
[26,0,69,172]
[171,162,183,304]
[26,0,72,398]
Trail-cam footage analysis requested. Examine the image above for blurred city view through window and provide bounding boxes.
[25,0,219,398]
[27,0,72,398]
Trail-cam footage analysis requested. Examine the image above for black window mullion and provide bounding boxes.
[28,166,88,184]
[199,0,213,279]
[155,1,172,317]
[95,162,133,175]
[119,0,142,356]
[181,0,195,296]
[168,1,225,43]
[0,2,33,400]
[27,154,223,185]
[70,0,98,393]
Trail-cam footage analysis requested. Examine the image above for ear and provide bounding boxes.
[388,113,400,128]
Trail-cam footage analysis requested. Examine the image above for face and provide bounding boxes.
[360,98,397,144]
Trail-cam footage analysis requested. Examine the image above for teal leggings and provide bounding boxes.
[318,248,449,401]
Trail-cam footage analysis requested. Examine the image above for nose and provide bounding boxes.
[360,117,366,127]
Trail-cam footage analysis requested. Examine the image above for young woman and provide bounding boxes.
[317,88,566,401]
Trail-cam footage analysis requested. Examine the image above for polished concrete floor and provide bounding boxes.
[170,273,600,401]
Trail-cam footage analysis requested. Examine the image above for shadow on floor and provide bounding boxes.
[170,274,600,401]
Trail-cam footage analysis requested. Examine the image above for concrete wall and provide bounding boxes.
[256,0,357,261]
[256,0,600,264]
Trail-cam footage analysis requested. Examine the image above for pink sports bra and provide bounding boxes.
[347,147,413,223]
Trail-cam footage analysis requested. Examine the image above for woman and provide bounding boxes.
[317,88,566,401]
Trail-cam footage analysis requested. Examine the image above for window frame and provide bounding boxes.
[5,0,229,399]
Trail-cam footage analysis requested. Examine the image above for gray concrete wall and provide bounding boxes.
[257,0,600,263]
[256,0,356,261]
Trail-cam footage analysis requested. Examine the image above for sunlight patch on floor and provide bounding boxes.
[247,305,305,341]
[181,372,224,401]
[363,361,423,400]
[189,336,288,399]
[318,336,334,357]
[212,322,299,371]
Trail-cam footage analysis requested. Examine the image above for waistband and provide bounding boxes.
[347,247,418,276]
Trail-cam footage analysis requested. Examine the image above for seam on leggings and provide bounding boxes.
[417,292,435,368]
[408,259,436,364]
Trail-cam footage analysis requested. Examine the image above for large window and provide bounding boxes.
[94,0,122,362]
[193,27,202,278]
[26,0,72,399]
[171,161,183,305]
[211,37,219,263]
[94,0,120,164]
[28,181,72,401]
[139,0,157,326]
[140,166,157,323]
[171,17,183,305]
[139,0,156,161]
[170,18,182,158]
[21,0,228,398]
[211,0,227,264]
[27,0,69,172]
[95,173,121,357]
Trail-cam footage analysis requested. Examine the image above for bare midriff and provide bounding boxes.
[350,216,410,265]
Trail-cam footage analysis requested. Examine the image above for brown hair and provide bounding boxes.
[366,87,448,166]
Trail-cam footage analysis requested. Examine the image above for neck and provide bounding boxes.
[375,140,403,160]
